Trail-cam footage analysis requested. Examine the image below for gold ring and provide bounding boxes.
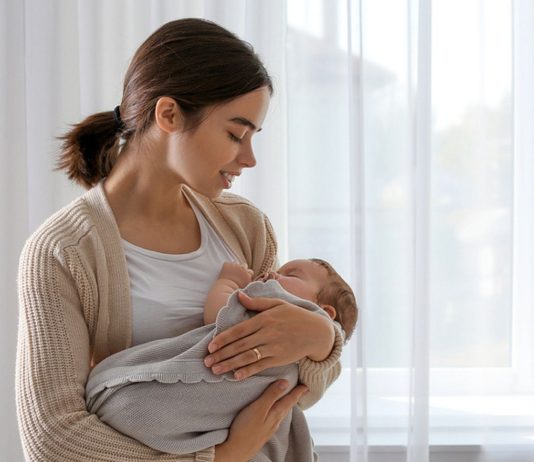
[252,347,262,362]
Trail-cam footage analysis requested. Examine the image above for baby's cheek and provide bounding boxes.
[281,279,314,301]
[277,278,295,293]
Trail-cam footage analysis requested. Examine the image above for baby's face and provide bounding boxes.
[274,259,328,302]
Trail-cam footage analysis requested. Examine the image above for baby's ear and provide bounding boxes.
[319,304,337,320]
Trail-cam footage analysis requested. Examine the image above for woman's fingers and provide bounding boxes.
[237,291,285,312]
[209,347,271,377]
[254,381,308,416]
[233,357,279,380]
[269,384,309,419]
[207,293,283,355]
[205,334,258,366]
[208,313,260,354]
[256,379,289,412]
[206,295,335,378]
[220,380,309,460]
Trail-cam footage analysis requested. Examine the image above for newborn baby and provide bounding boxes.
[86,258,357,462]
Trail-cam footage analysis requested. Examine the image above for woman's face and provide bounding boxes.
[169,86,271,198]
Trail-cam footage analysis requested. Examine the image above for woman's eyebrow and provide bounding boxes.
[229,117,262,132]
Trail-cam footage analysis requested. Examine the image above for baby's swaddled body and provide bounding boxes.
[86,280,324,462]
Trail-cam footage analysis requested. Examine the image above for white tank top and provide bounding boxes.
[122,202,238,346]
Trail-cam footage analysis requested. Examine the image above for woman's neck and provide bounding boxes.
[103,144,190,226]
[102,151,203,254]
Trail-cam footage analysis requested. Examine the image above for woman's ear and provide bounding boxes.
[320,304,337,320]
[154,96,184,133]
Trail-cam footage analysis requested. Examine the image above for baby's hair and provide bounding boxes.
[310,258,358,343]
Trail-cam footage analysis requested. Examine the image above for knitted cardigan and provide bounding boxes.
[16,181,343,462]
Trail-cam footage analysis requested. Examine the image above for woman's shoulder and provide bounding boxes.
[213,191,264,213]
[182,186,279,273]
[213,191,273,228]
[22,193,98,260]
[183,186,269,227]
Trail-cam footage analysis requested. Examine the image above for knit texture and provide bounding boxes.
[16,180,342,461]
[86,281,331,460]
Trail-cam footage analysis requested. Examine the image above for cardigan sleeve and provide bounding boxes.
[261,213,344,410]
[15,238,214,462]
[296,322,344,410]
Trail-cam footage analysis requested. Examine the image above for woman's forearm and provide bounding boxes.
[297,321,344,410]
[306,313,336,361]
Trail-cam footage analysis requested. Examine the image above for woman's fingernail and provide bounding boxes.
[208,343,218,353]
[278,380,288,390]
[234,371,243,380]
[212,366,222,374]
[204,357,214,367]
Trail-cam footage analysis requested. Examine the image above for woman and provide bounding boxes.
[16,18,343,461]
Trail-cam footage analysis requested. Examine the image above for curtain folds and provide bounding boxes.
[407,0,431,460]
[1,1,533,461]
[348,0,368,459]
[1,1,27,459]
[512,0,534,398]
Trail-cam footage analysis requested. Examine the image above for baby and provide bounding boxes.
[86,258,357,461]
[204,258,357,342]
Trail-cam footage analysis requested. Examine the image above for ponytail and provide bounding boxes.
[55,110,121,189]
[55,18,273,189]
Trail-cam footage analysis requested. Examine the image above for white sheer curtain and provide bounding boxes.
[340,0,534,461]
[2,1,534,461]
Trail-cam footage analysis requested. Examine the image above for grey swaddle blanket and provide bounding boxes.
[86,280,327,461]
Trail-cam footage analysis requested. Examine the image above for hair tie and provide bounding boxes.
[113,106,125,133]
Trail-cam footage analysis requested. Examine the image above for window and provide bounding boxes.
[286,0,534,448]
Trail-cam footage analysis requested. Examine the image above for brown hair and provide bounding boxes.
[310,258,358,343]
[55,18,273,189]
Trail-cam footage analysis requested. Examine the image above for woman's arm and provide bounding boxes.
[294,321,344,409]
[203,292,343,409]
[16,240,211,461]
[205,203,343,409]
[214,380,308,462]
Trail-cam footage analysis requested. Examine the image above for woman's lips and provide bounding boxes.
[220,171,237,188]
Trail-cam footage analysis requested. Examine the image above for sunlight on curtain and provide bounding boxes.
[286,0,534,460]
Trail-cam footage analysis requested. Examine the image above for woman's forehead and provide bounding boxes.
[212,87,270,126]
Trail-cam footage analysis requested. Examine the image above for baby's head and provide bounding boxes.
[274,259,358,342]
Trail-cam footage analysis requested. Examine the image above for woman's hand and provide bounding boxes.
[214,380,308,462]
[204,292,335,380]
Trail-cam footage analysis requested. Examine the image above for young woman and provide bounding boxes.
[16,18,343,462]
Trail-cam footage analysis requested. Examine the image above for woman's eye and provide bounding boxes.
[228,132,242,144]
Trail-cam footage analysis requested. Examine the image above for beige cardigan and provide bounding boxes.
[16,181,343,462]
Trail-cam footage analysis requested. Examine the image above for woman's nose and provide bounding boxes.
[237,145,256,168]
